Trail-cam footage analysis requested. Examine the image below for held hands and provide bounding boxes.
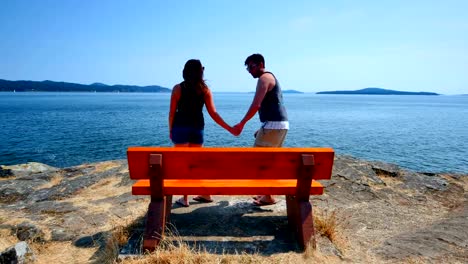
[225,123,244,136]
[227,126,240,136]
[231,123,244,136]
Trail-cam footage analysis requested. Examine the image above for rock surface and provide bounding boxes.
[0,156,466,263]
[0,241,35,264]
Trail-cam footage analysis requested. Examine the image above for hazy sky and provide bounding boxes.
[1,0,467,94]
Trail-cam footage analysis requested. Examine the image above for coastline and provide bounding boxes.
[1,155,466,263]
[2,153,467,175]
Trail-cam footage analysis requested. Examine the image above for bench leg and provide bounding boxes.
[286,195,316,250]
[165,195,172,224]
[143,198,166,252]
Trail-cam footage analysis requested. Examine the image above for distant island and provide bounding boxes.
[283,89,304,94]
[0,79,171,93]
[316,88,439,95]
[249,89,303,94]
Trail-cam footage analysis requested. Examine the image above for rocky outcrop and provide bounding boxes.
[322,156,467,262]
[0,156,466,263]
[1,162,58,178]
[0,166,13,178]
[0,160,138,246]
[0,241,35,264]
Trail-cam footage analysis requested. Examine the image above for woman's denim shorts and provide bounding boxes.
[171,127,204,144]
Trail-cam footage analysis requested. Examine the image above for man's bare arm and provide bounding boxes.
[234,75,272,134]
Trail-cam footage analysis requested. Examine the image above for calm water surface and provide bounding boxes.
[0,92,467,173]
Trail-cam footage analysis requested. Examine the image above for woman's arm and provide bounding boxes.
[168,84,181,138]
[204,88,233,132]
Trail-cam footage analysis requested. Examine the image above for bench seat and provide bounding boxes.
[132,179,325,195]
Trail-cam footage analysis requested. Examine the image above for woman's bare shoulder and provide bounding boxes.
[172,83,182,93]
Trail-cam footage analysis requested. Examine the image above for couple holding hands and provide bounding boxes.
[168,53,289,207]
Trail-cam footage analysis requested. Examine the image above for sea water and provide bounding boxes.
[0,92,467,173]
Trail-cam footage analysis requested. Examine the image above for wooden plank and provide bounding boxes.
[127,147,334,180]
[164,195,172,224]
[132,179,324,195]
[297,201,315,250]
[149,154,163,200]
[143,199,166,252]
[296,154,314,201]
[286,197,316,250]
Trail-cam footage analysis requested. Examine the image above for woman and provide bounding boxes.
[169,59,234,207]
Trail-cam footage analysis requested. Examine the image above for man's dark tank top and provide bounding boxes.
[173,82,205,129]
[259,72,288,122]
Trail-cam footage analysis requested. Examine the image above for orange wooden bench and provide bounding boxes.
[127,147,334,252]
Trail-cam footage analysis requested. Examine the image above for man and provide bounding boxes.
[233,53,289,206]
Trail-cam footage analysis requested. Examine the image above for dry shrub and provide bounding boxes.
[113,225,131,247]
[116,227,333,264]
[96,233,120,264]
[314,208,348,252]
[314,209,338,242]
[94,218,146,263]
[107,211,342,264]
[120,240,298,264]
[125,226,264,263]
[119,244,331,264]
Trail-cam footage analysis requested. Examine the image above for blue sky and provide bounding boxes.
[1,0,467,94]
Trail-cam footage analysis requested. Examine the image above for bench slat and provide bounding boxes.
[132,179,324,196]
[127,147,334,180]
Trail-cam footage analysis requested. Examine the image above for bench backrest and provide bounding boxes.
[127,147,334,180]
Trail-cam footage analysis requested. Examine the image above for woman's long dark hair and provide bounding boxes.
[182,59,208,95]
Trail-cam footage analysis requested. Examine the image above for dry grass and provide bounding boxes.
[0,175,15,181]
[404,258,425,264]
[103,209,348,264]
[93,233,121,264]
[108,217,145,250]
[313,208,348,254]
[374,171,403,187]
[0,216,34,229]
[314,210,338,242]
[92,217,146,263]
[1,206,346,264]
[30,241,96,264]
[0,230,18,252]
[93,161,121,173]
[69,176,129,204]
[0,193,24,204]
[2,228,95,264]
[117,234,329,264]
[34,173,63,190]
